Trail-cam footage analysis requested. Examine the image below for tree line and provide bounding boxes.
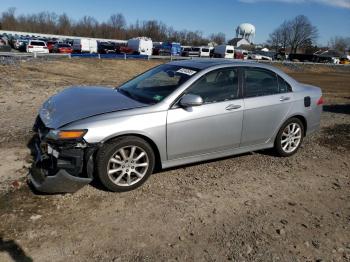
[0,8,226,46]
[267,15,319,53]
[267,14,349,54]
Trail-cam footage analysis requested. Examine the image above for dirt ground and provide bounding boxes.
[0,58,349,261]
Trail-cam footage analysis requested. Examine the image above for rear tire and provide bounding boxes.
[274,118,304,157]
[96,136,155,192]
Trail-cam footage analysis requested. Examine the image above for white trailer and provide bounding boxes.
[127,37,153,55]
[73,38,98,53]
[214,45,234,59]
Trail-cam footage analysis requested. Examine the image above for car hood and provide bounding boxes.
[39,86,147,129]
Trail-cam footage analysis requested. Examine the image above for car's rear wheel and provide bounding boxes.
[275,118,304,157]
[96,136,155,192]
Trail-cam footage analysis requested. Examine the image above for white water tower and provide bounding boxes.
[236,23,256,43]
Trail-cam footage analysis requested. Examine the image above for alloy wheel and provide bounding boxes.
[107,146,149,187]
[280,122,302,154]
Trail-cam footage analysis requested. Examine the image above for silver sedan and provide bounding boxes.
[30,60,323,193]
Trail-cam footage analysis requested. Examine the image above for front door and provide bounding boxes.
[167,67,244,160]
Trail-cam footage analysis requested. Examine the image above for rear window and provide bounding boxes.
[58,44,71,47]
[227,50,234,54]
[192,48,200,52]
[30,41,46,46]
[202,48,209,52]
[277,75,292,93]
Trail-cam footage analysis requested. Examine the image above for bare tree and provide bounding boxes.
[74,16,98,37]
[57,13,72,35]
[0,8,17,30]
[288,15,318,53]
[267,21,289,52]
[209,33,226,45]
[268,15,318,53]
[109,14,126,39]
[329,36,350,52]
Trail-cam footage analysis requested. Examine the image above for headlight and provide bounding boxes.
[47,129,87,140]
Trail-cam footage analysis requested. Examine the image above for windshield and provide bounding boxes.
[118,64,198,104]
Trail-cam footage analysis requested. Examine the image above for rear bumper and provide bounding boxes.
[28,133,96,194]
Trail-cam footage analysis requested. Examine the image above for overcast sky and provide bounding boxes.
[0,0,349,44]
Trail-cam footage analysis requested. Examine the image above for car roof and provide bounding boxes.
[168,59,263,70]
[168,59,299,86]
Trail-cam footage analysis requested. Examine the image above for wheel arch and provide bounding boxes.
[101,133,162,171]
[273,114,308,145]
[289,114,307,136]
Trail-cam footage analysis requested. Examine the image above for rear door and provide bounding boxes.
[167,67,244,160]
[240,67,293,147]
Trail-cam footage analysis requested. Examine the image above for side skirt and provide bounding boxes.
[161,143,274,169]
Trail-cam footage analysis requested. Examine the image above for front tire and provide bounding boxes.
[274,118,304,157]
[96,136,155,192]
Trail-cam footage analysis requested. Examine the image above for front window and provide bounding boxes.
[185,68,239,103]
[118,64,198,104]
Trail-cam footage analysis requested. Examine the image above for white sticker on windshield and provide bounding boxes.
[177,68,197,76]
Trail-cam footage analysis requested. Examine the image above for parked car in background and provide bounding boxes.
[116,44,134,54]
[234,51,245,59]
[18,39,29,52]
[72,38,98,53]
[52,43,73,53]
[288,53,316,62]
[127,37,153,55]
[248,53,273,61]
[159,42,182,56]
[30,60,323,194]
[198,47,211,57]
[14,38,29,52]
[26,40,49,53]
[214,45,234,58]
[339,57,350,64]
[181,46,200,57]
[47,41,57,53]
[98,42,117,54]
[64,39,74,46]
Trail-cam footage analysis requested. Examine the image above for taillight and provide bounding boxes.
[43,46,48,49]
[28,45,33,48]
[317,96,324,105]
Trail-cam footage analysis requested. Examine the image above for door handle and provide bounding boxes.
[280,96,290,101]
[225,104,241,110]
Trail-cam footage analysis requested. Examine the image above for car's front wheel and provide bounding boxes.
[275,118,304,157]
[96,136,155,192]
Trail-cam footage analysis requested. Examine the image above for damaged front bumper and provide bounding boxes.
[28,117,98,193]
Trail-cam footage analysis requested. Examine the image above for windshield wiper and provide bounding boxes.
[118,88,136,100]
[118,88,156,105]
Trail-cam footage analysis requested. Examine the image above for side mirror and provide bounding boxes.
[179,94,203,107]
